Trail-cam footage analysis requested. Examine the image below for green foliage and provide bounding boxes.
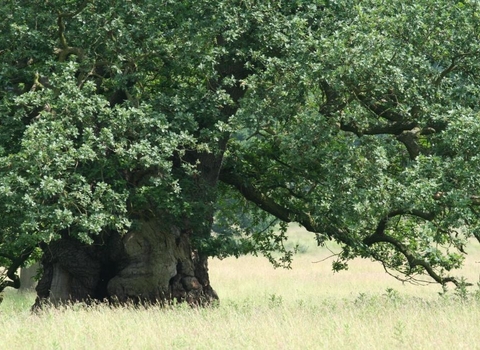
[1,0,480,288]
[221,0,480,285]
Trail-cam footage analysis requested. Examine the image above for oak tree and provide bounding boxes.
[1,0,480,306]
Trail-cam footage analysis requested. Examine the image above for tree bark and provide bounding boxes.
[34,220,218,308]
[106,219,218,305]
[19,263,39,291]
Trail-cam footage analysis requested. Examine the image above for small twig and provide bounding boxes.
[312,253,338,264]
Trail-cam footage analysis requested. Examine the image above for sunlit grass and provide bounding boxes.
[2,226,480,349]
[2,291,480,349]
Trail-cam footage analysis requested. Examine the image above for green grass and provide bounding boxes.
[2,291,480,350]
[2,226,480,350]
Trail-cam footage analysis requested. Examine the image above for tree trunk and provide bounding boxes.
[33,220,218,308]
[19,263,39,291]
[106,219,218,305]
[34,140,226,309]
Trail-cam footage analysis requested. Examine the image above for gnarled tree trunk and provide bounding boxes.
[33,123,227,308]
[34,220,217,307]
[107,219,217,305]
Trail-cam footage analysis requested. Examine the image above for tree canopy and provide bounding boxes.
[1,0,480,298]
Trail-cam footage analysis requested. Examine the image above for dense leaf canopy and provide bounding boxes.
[1,0,480,290]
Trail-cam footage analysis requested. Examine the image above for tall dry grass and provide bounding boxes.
[1,226,480,349]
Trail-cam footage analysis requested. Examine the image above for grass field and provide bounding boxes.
[1,225,480,349]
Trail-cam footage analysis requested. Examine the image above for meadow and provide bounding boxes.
[1,225,480,350]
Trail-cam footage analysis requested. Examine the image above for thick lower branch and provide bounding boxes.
[219,169,352,245]
[221,167,461,286]
[364,231,459,286]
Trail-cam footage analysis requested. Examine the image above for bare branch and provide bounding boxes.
[312,253,338,264]
[376,255,439,286]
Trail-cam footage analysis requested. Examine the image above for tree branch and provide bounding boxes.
[434,52,480,86]
[362,209,462,286]
[318,80,350,116]
[356,93,405,122]
[219,168,356,247]
[55,2,90,61]
[339,120,418,137]
[221,169,462,286]
[396,127,422,160]
[0,247,35,292]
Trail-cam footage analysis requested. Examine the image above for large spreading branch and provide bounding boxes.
[319,81,426,159]
[221,166,464,286]
[356,92,405,122]
[318,80,447,160]
[219,168,353,246]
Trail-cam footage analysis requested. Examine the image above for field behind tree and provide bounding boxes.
[1,225,480,350]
